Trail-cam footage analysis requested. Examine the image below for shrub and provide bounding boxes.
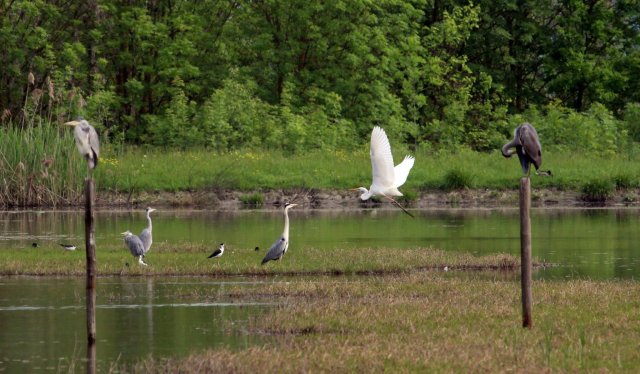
[580,179,614,202]
[239,193,263,207]
[441,169,474,190]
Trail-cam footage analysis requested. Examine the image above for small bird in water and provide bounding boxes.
[207,243,225,259]
[59,244,77,251]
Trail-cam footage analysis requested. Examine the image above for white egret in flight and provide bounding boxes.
[352,126,415,217]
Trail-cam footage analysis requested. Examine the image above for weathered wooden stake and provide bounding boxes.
[519,177,533,328]
[85,177,97,373]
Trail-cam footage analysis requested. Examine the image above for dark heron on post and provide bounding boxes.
[502,123,552,176]
[261,203,298,265]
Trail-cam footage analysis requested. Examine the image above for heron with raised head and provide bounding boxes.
[207,243,225,259]
[139,207,156,256]
[261,203,298,265]
[62,117,100,170]
[351,126,415,217]
[121,231,147,266]
[502,123,552,176]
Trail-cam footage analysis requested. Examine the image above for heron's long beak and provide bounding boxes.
[148,208,157,213]
[349,188,359,191]
[63,120,81,127]
[289,203,299,208]
[120,231,129,235]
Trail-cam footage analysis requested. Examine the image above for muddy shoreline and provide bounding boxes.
[72,188,640,210]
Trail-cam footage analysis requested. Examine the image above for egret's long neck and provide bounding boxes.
[283,207,291,239]
[361,189,372,200]
[146,211,153,232]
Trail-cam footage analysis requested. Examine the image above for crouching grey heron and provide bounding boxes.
[121,231,148,266]
[138,207,156,255]
[351,126,415,217]
[62,117,100,170]
[502,123,552,176]
[207,243,225,258]
[261,203,298,265]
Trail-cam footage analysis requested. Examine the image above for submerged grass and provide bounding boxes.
[125,273,640,373]
[0,243,524,276]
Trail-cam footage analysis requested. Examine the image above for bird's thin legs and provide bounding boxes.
[384,196,414,218]
[138,256,148,266]
[535,169,552,176]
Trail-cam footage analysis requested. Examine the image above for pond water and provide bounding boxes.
[2,207,640,371]
[1,207,640,279]
[0,276,270,372]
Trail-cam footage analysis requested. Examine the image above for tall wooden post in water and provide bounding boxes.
[519,177,533,328]
[85,178,97,373]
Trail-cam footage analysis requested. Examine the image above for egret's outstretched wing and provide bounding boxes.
[124,235,144,257]
[393,155,415,188]
[261,237,287,265]
[370,126,395,188]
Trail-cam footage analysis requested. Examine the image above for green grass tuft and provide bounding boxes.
[239,192,264,207]
[440,169,474,191]
[580,179,614,202]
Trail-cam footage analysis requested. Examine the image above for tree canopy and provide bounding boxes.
[1,0,639,152]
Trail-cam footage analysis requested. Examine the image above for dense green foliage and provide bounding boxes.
[0,0,639,152]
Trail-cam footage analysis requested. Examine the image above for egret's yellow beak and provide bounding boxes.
[349,188,359,191]
[63,120,81,127]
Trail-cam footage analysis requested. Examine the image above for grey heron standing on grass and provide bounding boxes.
[121,231,147,266]
[502,123,552,176]
[139,207,156,255]
[351,126,415,217]
[62,117,100,170]
[261,203,298,265]
[207,243,225,258]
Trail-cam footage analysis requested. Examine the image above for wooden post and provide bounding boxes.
[85,178,97,373]
[519,177,533,328]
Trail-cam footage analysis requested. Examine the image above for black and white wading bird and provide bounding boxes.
[121,231,147,266]
[207,243,225,259]
[139,207,156,255]
[351,126,415,217]
[59,244,77,251]
[261,203,298,265]
[62,117,100,171]
[502,123,552,176]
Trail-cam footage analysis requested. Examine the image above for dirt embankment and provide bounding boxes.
[90,188,640,210]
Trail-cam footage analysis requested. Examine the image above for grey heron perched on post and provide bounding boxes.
[62,117,100,170]
[121,231,148,266]
[502,123,552,176]
[207,243,225,259]
[261,203,298,265]
[138,207,156,255]
[351,126,415,217]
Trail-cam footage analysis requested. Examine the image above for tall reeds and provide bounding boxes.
[0,122,85,207]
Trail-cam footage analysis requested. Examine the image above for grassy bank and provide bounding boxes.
[0,243,524,276]
[95,147,640,196]
[125,272,640,372]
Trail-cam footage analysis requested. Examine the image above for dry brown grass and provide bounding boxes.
[126,272,640,373]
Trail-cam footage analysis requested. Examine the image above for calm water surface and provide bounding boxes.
[1,207,640,371]
[1,207,639,279]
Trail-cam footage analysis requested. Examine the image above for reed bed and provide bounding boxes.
[0,123,85,207]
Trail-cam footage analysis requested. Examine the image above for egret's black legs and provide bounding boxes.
[385,196,415,218]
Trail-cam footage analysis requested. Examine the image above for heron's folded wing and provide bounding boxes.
[393,155,415,188]
[262,237,286,263]
[125,235,145,257]
[519,124,542,169]
[139,229,151,252]
[370,126,395,188]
